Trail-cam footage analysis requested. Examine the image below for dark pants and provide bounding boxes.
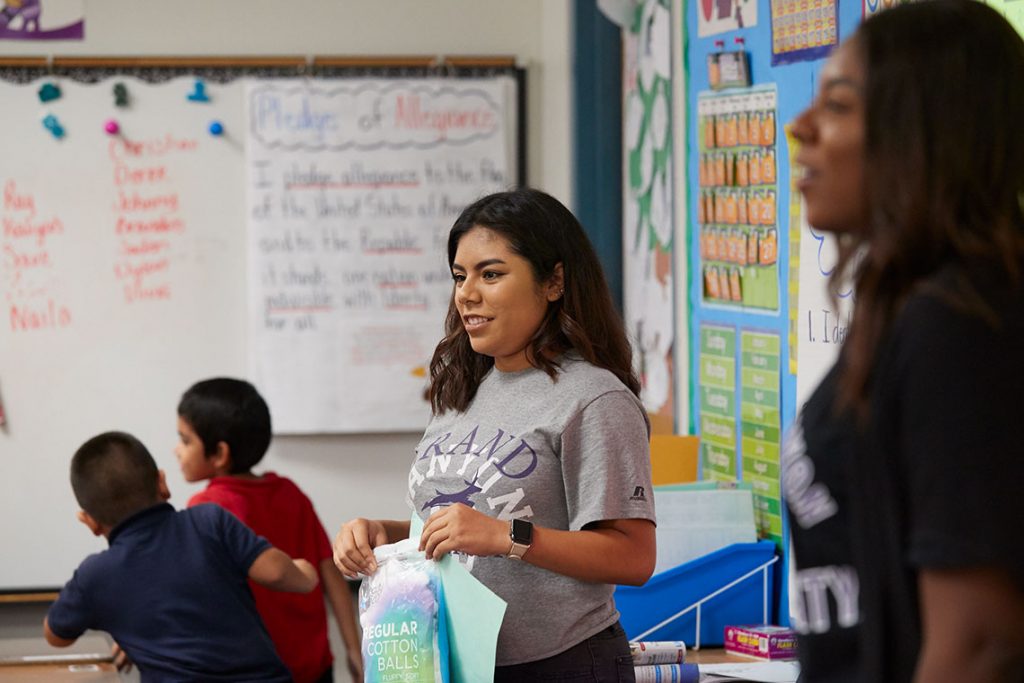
[494,621,636,682]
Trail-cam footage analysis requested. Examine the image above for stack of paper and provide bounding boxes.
[652,483,758,574]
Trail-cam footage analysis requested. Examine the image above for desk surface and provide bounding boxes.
[0,662,119,682]
[0,634,116,681]
[0,633,112,665]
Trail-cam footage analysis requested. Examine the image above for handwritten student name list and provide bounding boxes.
[3,135,198,334]
[3,179,70,332]
[109,135,195,305]
[246,79,511,432]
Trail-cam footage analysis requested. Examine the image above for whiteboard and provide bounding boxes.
[0,76,249,591]
[0,70,520,590]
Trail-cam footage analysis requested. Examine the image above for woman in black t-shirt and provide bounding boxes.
[786,1,1024,680]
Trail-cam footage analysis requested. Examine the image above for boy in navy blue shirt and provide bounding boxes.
[44,431,317,682]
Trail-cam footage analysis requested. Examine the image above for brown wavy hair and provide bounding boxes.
[428,188,640,414]
[830,0,1024,417]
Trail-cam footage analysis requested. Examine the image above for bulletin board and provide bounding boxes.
[684,0,865,624]
[0,56,524,591]
[686,0,862,549]
[684,0,1024,629]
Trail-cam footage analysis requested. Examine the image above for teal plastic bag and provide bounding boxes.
[359,538,450,683]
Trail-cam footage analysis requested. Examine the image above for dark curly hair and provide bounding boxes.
[428,188,640,413]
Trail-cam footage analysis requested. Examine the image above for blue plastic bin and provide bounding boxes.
[614,541,777,647]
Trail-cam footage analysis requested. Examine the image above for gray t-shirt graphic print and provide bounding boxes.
[407,356,656,665]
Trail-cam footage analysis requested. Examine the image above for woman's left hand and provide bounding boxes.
[420,503,508,559]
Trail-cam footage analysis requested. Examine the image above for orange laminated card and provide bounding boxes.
[747,230,760,265]
[748,193,761,226]
[724,114,738,147]
[706,227,719,260]
[717,268,731,300]
[729,267,742,301]
[725,192,738,225]
[716,115,728,149]
[762,150,776,184]
[704,116,716,148]
[749,151,763,185]
[760,228,778,265]
[748,112,763,146]
[762,111,776,146]
[736,152,749,187]
[705,266,721,298]
[760,190,776,225]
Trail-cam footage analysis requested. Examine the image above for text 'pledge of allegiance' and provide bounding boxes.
[248,82,501,151]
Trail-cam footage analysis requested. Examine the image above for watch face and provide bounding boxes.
[511,518,533,545]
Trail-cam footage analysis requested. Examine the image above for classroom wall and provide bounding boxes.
[0,1,573,543]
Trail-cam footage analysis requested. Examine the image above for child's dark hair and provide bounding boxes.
[177,378,272,474]
[71,432,161,528]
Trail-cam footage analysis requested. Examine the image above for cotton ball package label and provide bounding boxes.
[359,538,449,683]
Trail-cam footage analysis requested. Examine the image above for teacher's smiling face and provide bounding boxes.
[452,226,562,372]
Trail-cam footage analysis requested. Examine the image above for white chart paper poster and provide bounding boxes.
[246,78,513,433]
[794,204,854,409]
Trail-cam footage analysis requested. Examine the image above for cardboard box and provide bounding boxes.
[651,484,757,574]
[649,435,700,486]
[723,625,798,660]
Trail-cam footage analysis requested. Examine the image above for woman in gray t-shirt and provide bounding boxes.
[334,188,656,681]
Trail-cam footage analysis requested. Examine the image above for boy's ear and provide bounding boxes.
[76,510,104,537]
[157,469,171,501]
[212,441,231,472]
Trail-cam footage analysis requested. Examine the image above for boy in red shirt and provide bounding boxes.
[176,378,362,683]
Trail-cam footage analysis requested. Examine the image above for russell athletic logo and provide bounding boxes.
[630,486,647,502]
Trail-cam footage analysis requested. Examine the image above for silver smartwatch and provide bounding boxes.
[507,519,533,560]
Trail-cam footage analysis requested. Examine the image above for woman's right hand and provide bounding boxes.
[333,518,388,577]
